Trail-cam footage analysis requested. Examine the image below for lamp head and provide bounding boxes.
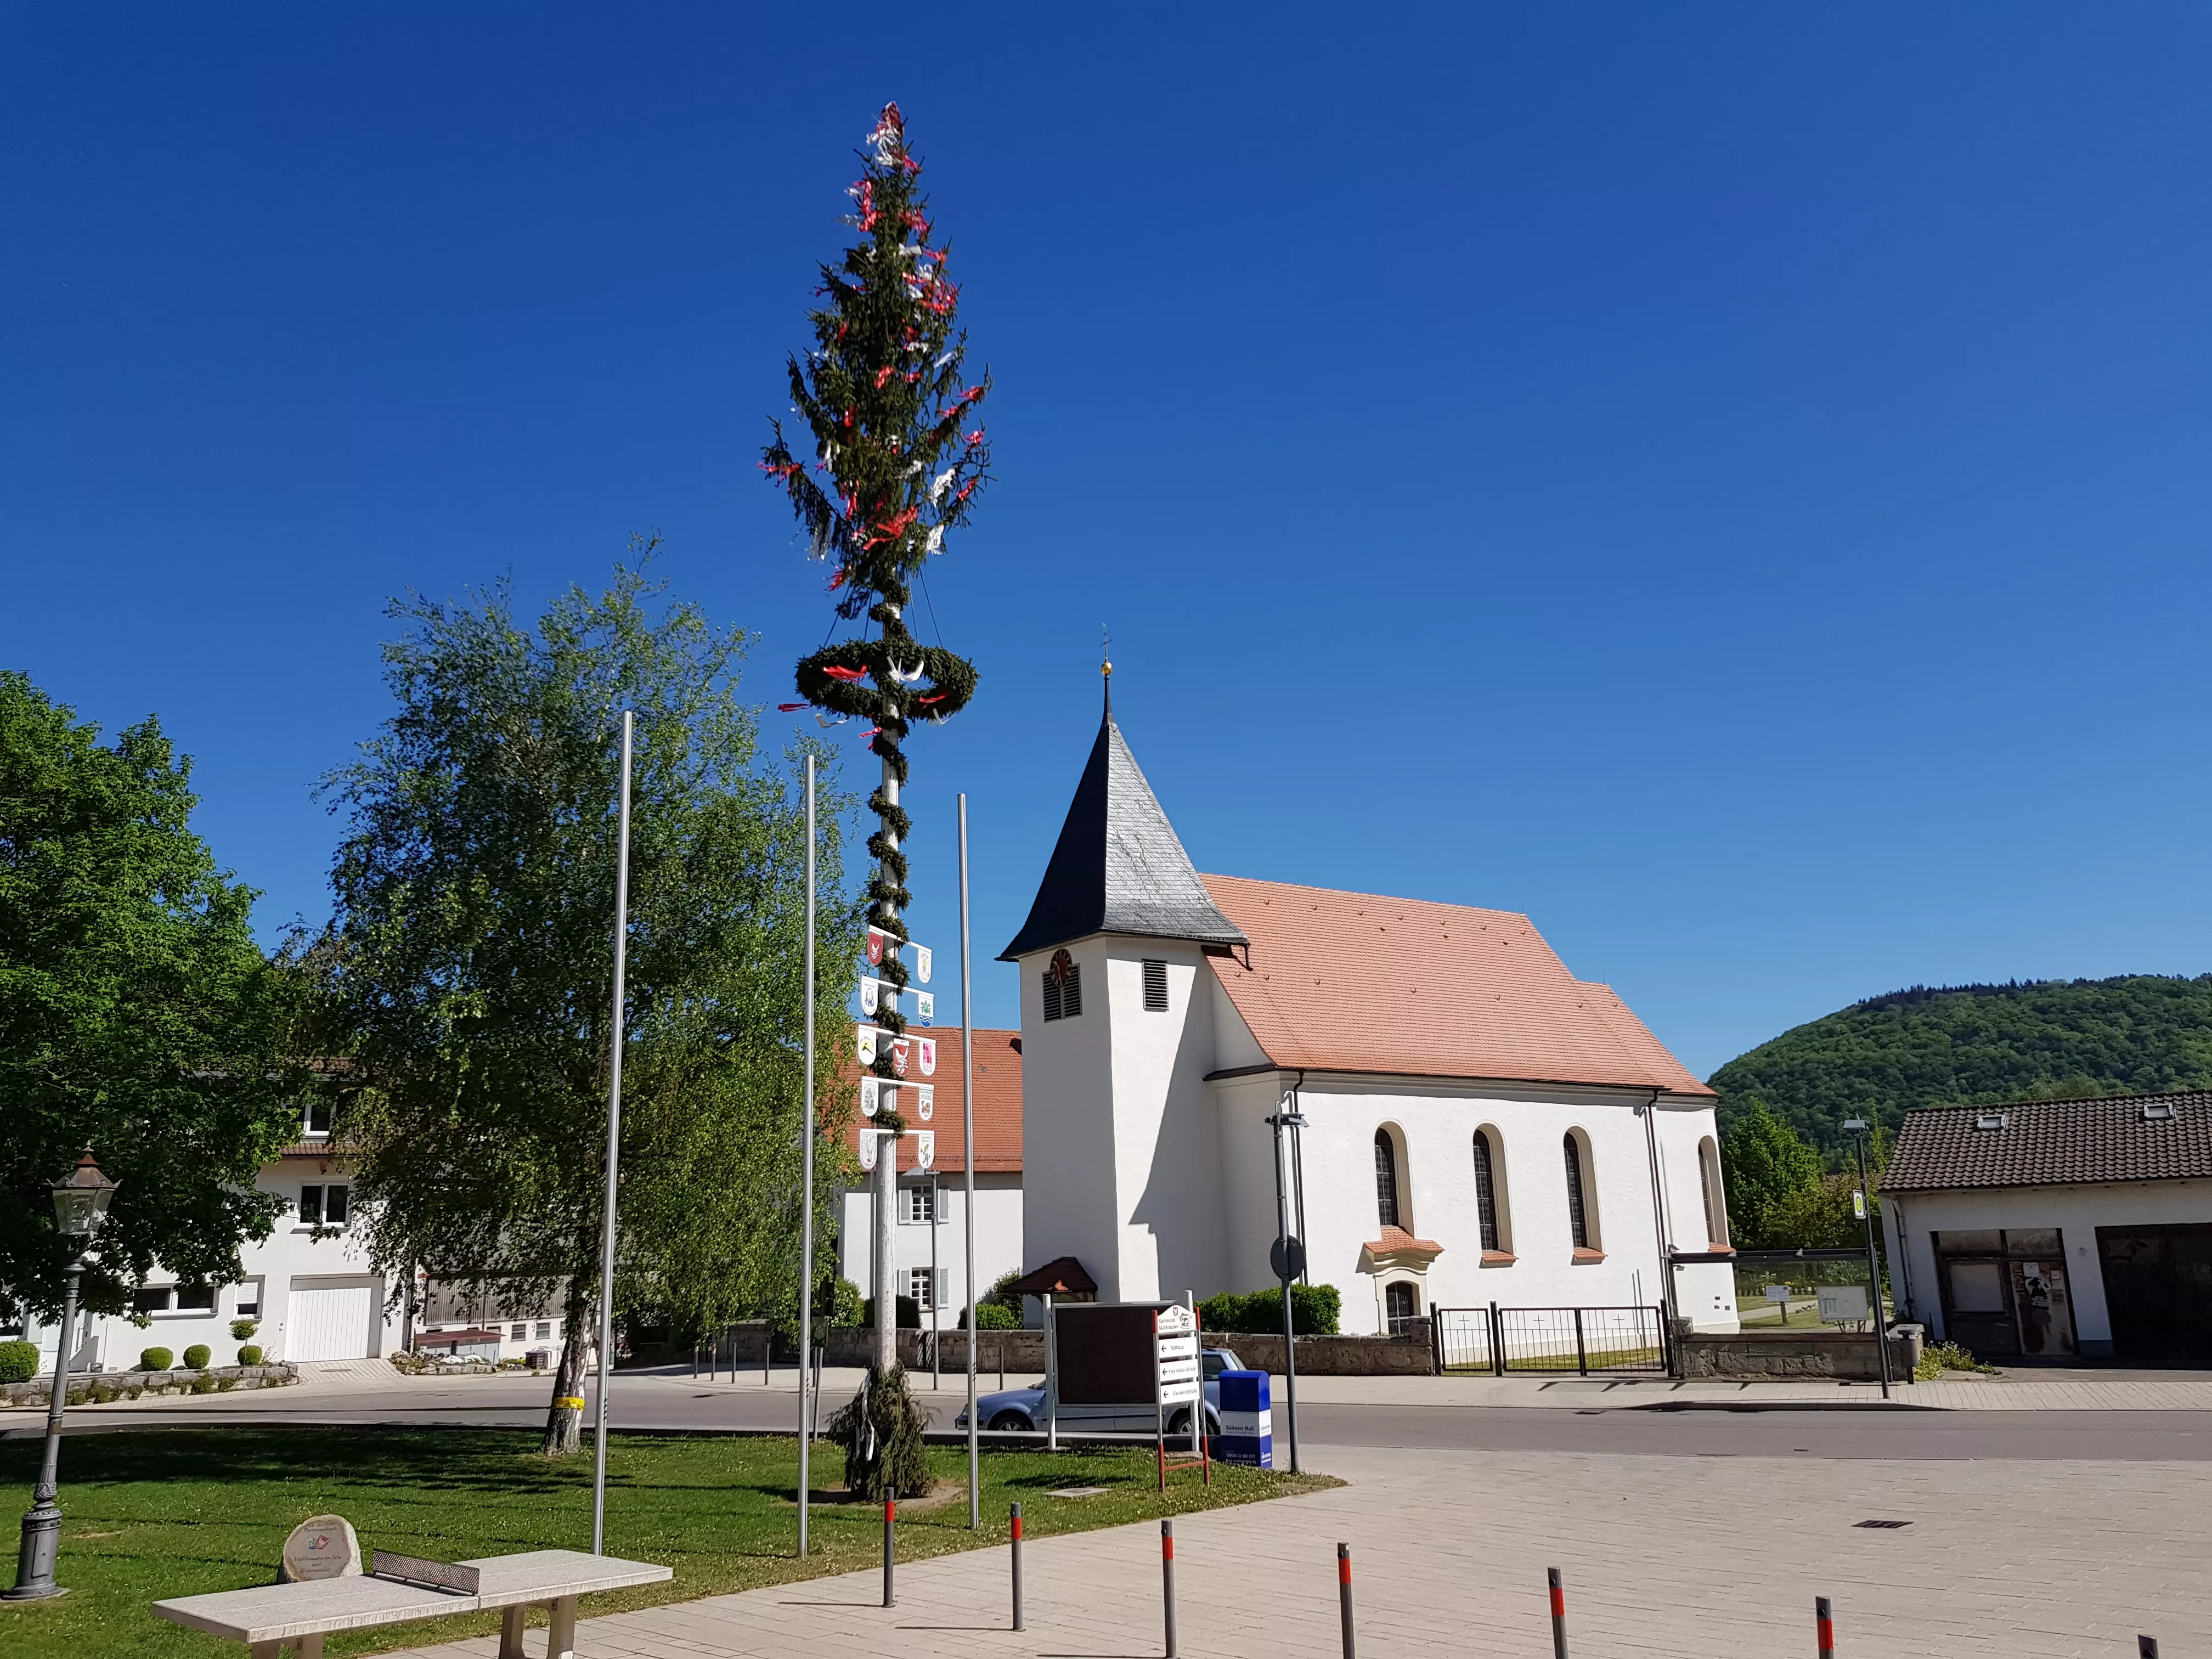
[1842,1117,1870,1133]
[52,1151,119,1239]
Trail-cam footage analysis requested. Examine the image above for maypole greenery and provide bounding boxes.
[763,100,989,1122]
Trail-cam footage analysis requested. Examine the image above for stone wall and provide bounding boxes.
[2,1362,298,1409]
[817,1327,1045,1372]
[1206,1324,1436,1377]
[1674,1324,1923,1381]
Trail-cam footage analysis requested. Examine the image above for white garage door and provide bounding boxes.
[289,1283,374,1362]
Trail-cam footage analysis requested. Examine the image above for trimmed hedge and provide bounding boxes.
[0,1340,40,1384]
[238,1344,264,1366]
[859,1295,922,1330]
[139,1346,174,1372]
[965,1302,1019,1330]
[182,1344,212,1370]
[1198,1283,1341,1335]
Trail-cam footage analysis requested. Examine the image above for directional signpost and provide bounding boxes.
[1153,1304,1209,1493]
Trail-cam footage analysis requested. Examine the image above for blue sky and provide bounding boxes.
[4,7,2208,1079]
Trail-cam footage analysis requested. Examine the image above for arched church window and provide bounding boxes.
[1563,1132,1594,1250]
[1698,1136,1728,1247]
[1374,1129,1401,1231]
[1043,949,1081,1022]
[1471,1130,1502,1252]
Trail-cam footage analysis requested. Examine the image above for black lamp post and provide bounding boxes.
[1841,1118,1892,1401]
[5,1152,119,1602]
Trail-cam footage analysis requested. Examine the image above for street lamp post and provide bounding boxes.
[7,1152,119,1602]
[1265,1102,1308,1475]
[1841,1117,1892,1401]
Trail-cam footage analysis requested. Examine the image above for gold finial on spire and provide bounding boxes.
[1101,623,1112,680]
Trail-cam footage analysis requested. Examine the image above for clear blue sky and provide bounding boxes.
[5,7,2209,1079]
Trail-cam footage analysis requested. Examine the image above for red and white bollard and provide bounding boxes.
[1815,1595,1835,1659]
[882,1497,895,1608]
[1547,1567,1569,1659]
[1337,1543,1355,1659]
[1010,1502,1024,1632]
[1161,1520,1177,1658]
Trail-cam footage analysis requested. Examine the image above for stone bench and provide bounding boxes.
[153,1546,671,1658]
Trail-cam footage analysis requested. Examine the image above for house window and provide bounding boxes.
[174,1283,215,1313]
[1143,959,1169,1012]
[302,1095,334,1138]
[1374,1130,1401,1231]
[1384,1280,1420,1335]
[300,1184,351,1227]
[235,1279,263,1319]
[537,1321,554,1340]
[903,1184,936,1224]
[511,1323,528,1341]
[1563,1133,1593,1250]
[907,1267,937,1311]
[132,1286,172,1316]
[1471,1131,1502,1252]
[1043,949,1081,1022]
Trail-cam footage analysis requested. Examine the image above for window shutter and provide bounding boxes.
[1143,959,1168,1011]
[1063,963,1082,1019]
[935,1268,950,1311]
[1042,972,1062,1022]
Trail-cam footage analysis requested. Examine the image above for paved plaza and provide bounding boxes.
[381,1439,2210,1659]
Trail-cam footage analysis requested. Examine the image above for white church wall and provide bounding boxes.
[1109,941,1231,1304]
[1015,938,1127,1298]
[1650,1099,1739,1331]
[1276,1083,1677,1334]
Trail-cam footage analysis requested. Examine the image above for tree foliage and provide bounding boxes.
[318,558,857,1452]
[1713,975,2212,1158]
[1718,1098,1824,1250]
[0,672,303,1321]
[825,1361,929,1499]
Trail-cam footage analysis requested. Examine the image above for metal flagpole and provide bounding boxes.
[958,792,979,1528]
[798,754,817,1554]
[590,708,634,1556]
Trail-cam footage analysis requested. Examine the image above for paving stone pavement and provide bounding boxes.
[380,1442,2210,1659]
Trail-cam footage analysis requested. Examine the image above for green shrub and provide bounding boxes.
[230,1319,258,1341]
[1198,1283,1341,1335]
[981,1270,1025,1317]
[237,1344,263,1366]
[1915,1339,1999,1380]
[0,1340,41,1384]
[182,1344,212,1370]
[190,1373,220,1394]
[816,1276,865,1329]
[964,1302,1019,1330]
[859,1295,922,1330]
[138,1346,174,1372]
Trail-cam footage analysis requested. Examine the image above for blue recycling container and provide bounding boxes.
[1213,1369,1272,1468]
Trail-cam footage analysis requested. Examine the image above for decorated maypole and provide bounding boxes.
[765,101,988,1494]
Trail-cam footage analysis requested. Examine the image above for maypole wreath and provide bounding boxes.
[764,102,990,1116]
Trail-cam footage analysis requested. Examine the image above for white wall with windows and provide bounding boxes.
[837,1169,1024,1324]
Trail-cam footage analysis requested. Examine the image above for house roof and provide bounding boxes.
[843,1028,1023,1174]
[1883,1090,2212,1192]
[1001,1255,1097,1297]
[998,706,1246,961]
[1200,874,1713,1098]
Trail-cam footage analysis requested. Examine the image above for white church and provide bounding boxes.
[990,691,1737,1339]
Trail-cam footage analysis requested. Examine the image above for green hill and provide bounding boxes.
[1711,974,2212,1159]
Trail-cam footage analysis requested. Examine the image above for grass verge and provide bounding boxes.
[0,1426,1334,1657]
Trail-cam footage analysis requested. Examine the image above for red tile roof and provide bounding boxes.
[1200,875,1713,1098]
[843,1028,1023,1173]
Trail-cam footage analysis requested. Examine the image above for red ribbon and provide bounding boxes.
[821,665,868,682]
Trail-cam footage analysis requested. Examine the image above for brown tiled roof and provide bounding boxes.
[1199,876,1713,1098]
[1363,1225,1444,1255]
[843,1028,1023,1174]
[1002,1255,1097,1296]
[1884,1091,2212,1192]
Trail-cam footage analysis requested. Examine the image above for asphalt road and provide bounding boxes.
[12,1373,2211,1462]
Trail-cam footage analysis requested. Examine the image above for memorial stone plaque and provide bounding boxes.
[279,1514,362,1582]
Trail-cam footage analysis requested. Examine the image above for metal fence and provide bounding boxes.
[1431,1304,1669,1376]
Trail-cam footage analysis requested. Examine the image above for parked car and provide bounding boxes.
[955,1346,1246,1435]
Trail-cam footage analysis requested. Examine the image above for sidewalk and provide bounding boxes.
[380,1439,2210,1659]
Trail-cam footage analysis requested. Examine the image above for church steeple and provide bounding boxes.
[997,700,1248,961]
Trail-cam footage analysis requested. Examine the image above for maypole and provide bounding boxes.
[765,100,989,1493]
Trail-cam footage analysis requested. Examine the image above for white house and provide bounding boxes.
[1882,1089,2212,1364]
[4,1106,574,1374]
[837,1029,1026,1322]
[997,696,1736,1338]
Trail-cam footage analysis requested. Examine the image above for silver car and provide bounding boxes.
[953,1345,1245,1435]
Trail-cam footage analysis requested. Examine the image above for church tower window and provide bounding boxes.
[1142,958,1169,1011]
[1374,1129,1402,1231]
[1043,949,1082,1022]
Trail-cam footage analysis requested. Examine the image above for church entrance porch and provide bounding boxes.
[1431,1304,1671,1375]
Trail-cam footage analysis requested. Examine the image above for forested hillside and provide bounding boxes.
[1711,974,2212,1159]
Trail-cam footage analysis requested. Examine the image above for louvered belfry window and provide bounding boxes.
[1142,958,1169,1011]
[1374,1130,1401,1230]
[1043,948,1081,1022]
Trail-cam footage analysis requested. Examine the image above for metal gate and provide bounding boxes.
[1431,1304,1669,1376]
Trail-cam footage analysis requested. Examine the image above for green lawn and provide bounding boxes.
[0,1428,1333,1658]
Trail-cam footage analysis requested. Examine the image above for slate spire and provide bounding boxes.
[998,698,1248,961]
